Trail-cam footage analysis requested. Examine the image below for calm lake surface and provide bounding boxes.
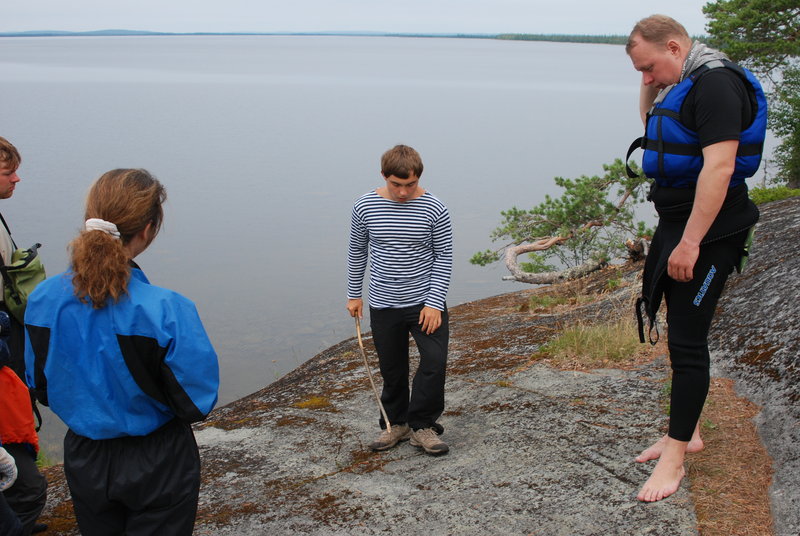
[2,35,646,455]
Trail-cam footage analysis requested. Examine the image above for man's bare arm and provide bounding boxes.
[667,139,738,282]
[639,83,660,125]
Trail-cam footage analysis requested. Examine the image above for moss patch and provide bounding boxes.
[293,396,338,412]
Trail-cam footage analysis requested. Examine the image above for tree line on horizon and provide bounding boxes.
[495,34,628,45]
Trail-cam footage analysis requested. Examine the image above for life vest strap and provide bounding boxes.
[642,137,703,157]
[626,137,644,178]
[635,297,660,346]
[649,107,681,121]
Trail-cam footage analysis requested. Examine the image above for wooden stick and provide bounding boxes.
[355,317,392,434]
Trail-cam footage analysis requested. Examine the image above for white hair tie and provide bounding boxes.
[85,218,121,239]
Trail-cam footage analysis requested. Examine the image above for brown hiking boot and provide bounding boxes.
[410,427,449,455]
[368,424,411,451]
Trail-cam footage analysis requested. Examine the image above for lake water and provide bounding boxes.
[1,35,648,455]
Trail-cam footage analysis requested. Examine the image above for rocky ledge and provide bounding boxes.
[38,197,798,535]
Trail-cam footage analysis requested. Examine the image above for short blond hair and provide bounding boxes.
[626,14,690,54]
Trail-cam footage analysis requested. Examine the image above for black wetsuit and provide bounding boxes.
[638,66,762,441]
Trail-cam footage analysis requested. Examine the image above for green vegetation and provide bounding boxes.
[470,159,652,273]
[660,380,673,415]
[704,0,800,187]
[36,449,55,469]
[527,293,594,311]
[606,272,623,291]
[519,252,556,274]
[538,317,640,366]
[749,185,800,205]
[769,65,800,186]
[528,294,569,310]
[701,418,718,431]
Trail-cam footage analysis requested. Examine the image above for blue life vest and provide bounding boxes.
[626,60,767,188]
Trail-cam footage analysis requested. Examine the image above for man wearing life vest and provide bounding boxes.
[625,15,765,502]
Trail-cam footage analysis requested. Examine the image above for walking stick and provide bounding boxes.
[355,317,392,434]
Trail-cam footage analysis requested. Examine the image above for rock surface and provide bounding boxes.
[709,196,800,536]
[190,265,700,536]
[40,263,702,535]
[36,197,798,535]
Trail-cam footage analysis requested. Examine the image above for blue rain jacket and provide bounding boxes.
[24,268,219,440]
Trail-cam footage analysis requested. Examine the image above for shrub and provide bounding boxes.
[749,185,800,205]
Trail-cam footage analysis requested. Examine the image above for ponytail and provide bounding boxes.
[70,231,130,307]
[70,169,166,308]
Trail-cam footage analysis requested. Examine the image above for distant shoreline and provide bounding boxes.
[0,29,629,44]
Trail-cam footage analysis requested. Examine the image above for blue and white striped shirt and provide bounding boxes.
[347,190,453,310]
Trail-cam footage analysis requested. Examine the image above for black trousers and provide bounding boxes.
[2,444,47,536]
[664,233,744,441]
[64,418,201,536]
[370,304,449,431]
[0,491,22,536]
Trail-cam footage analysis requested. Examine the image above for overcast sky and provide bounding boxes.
[3,0,712,36]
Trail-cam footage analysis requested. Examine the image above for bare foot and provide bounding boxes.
[637,456,686,502]
[635,431,704,463]
[637,437,688,502]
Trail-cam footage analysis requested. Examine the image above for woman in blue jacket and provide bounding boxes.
[25,169,219,535]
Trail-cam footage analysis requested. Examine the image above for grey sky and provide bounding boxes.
[4,0,712,36]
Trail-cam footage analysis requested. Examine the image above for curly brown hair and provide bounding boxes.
[70,169,166,308]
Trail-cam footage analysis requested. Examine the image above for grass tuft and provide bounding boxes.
[528,293,593,312]
[539,316,640,367]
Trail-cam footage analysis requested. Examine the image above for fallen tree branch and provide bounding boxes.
[502,240,605,284]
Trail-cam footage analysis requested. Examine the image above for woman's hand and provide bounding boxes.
[0,446,18,491]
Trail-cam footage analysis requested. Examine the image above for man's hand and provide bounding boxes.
[418,306,442,335]
[346,298,363,319]
[668,239,700,282]
[0,446,17,491]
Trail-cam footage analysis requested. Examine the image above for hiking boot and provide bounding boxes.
[369,424,411,451]
[410,427,449,455]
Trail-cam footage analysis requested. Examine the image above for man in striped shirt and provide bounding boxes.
[347,145,453,455]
